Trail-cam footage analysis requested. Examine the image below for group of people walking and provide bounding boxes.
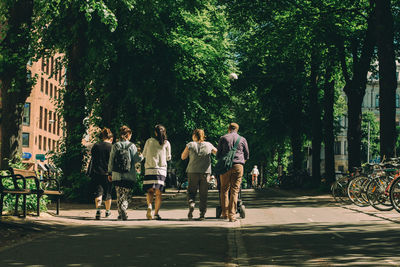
[88,123,249,222]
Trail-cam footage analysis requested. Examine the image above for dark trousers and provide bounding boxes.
[187,173,209,214]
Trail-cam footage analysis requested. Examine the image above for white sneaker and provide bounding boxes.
[146,206,153,220]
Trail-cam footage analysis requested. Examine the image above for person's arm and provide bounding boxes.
[166,141,172,161]
[107,144,116,181]
[131,144,144,163]
[211,144,217,155]
[142,139,149,159]
[181,145,189,160]
[243,138,250,162]
[216,138,224,159]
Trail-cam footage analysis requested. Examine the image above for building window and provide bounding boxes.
[45,80,48,95]
[53,140,56,151]
[40,77,44,92]
[50,83,53,98]
[55,58,58,81]
[49,111,52,132]
[53,112,57,134]
[54,86,57,99]
[334,141,342,155]
[344,141,347,155]
[39,135,42,150]
[375,94,380,108]
[51,57,54,75]
[57,115,60,136]
[41,58,45,72]
[44,137,47,151]
[396,94,399,108]
[22,103,30,126]
[46,58,49,74]
[44,108,48,131]
[39,106,43,129]
[48,138,51,151]
[22,133,29,147]
[338,165,344,172]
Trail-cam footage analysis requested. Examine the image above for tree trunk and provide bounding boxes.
[61,12,88,179]
[310,50,322,184]
[346,91,363,168]
[376,0,397,159]
[0,0,33,169]
[291,129,304,172]
[323,51,336,184]
[341,3,377,170]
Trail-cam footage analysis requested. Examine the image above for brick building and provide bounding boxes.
[21,55,65,165]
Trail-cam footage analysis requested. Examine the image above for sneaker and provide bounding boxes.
[154,214,162,220]
[188,202,195,220]
[118,214,128,221]
[105,210,111,218]
[199,213,205,221]
[95,210,101,220]
[146,207,153,220]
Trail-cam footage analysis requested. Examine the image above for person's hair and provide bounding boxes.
[228,122,239,132]
[154,124,167,145]
[100,127,113,140]
[119,125,132,141]
[192,129,205,142]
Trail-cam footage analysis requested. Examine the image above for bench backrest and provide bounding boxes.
[12,169,37,177]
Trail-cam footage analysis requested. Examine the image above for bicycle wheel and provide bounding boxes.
[389,176,400,213]
[366,177,394,211]
[347,176,369,207]
[332,177,351,204]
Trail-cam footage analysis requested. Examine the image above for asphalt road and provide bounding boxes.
[1,188,400,266]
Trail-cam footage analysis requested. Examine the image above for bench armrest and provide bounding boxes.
[41,178,61,191]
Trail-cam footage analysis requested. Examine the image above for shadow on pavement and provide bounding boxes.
[240,222,400,266]
[0,224,230,267]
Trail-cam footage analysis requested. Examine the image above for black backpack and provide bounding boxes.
[112,142,133,173]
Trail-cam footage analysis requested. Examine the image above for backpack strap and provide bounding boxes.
[126,142,134,150]
[232,136,241,152]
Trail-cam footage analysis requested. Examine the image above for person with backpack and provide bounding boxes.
[181,129,217,220]
[216,123,249,222]
[88,128,113,220]
[142,124,171,220]
[108,125,143,220]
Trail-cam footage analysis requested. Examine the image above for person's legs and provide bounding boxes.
[154,189,162,216]
[187,173,200,219]
[93,174,104,219]
[146,188,154,219]
[219,170,231,219]
[187,173,199,204]
[95,196,103,209]
[104,177,112,217]
[116,186,129,220]
[198,174,209,219]
[228,164,243,221]
[104,199,111,212]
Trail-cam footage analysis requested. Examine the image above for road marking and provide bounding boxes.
[226,220,249,266]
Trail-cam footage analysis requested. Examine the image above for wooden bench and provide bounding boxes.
[0,168,62,218]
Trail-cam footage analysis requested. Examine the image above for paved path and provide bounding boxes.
[1,188,400,266]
